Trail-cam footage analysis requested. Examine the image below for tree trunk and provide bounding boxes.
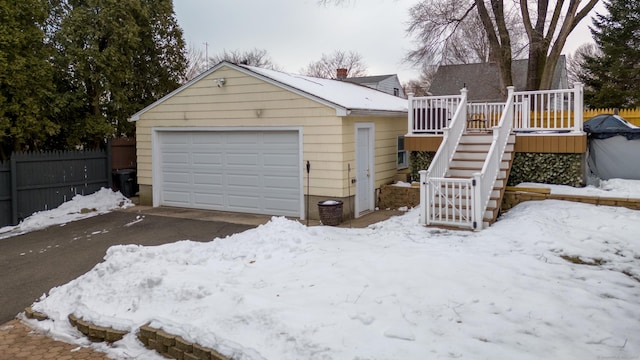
[476,0,513,98]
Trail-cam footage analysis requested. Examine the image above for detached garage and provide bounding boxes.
[130,61,408,220]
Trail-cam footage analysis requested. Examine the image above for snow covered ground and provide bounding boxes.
[0,188,133,240]
[13,182,640,360]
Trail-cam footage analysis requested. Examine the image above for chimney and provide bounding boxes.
[336,68,348,80]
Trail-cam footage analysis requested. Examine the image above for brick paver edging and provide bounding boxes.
[24,306,232,360]
[137,323,232,360]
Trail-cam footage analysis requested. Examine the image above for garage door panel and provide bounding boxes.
[226,153,259,166]
[193,153,222,165]
[226,133,260,145]
[227,194,261,210]
[193,173,223,186]
[263,153,298,166]
[263,197,300,212]
[158,131,300,217]
[192,132,222,144]
[227,174,259,187]
[193,193,224,207]
[263,176,299,190]
[162,190,192,205]
[162,153,189,164]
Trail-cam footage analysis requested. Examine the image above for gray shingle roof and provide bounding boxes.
[429,57,568,102]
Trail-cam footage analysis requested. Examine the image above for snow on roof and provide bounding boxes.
[238,64,407,114]
[130,61,408,121]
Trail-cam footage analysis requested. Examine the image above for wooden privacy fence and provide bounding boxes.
[584,108,640,126]
[0,149,111,227]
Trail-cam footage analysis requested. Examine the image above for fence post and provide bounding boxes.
[407,93,414,135]
[10,154,17,225]
[106,139,113,189]
[573,82,584,133]
[419,169,428,226]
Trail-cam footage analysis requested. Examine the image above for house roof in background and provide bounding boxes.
[429,56,567,102]
[130,62,407,121]
[346,74,396,84]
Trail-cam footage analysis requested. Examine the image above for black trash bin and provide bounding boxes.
[317,200,343,226]
[113,169,137,197]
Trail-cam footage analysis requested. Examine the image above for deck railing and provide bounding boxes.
[408,93,463,134]
[513,83,584,132]
[418,89,468,226]
[467,102,504,128]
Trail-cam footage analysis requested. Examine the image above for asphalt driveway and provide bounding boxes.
[0,209,254,323]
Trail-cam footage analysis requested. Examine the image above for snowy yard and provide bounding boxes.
[12,183,640,359]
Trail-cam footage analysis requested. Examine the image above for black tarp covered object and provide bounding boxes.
[584,114,640,180]
[583,114,640,140]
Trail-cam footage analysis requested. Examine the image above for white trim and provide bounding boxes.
[354,122,375,217]
[151,126,305,219]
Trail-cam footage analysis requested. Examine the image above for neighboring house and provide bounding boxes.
[429,56,569,102]
[130,61,408,220]
[346,74,406,98]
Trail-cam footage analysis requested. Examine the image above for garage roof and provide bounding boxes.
[130,61,408,121]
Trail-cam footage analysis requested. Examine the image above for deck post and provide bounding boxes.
[573,82,584,133]
[408,93,414,135]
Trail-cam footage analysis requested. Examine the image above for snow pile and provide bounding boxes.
[0,188,133,240]
[517,178,640,199]
[28,200,640,359]
[390,181,420,187]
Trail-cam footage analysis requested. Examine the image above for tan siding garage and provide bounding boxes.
[155,130,301,217]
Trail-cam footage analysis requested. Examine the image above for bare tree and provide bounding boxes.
[566,43,601,84]
[520,0,599,90]
[328,0,599,95]
[184,43,207,82]
[403,64,438,96]
[300,50,368,79]
[208,48,281,70]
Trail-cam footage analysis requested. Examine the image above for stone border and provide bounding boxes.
[67,314,128,343]
[137,324,231,360]
[23,307,232,359]
[502,186,640,212]
[24,306,48,321]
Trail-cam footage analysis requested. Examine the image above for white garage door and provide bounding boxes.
[157,130,301,217]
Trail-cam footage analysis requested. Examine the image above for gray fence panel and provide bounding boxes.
[11,150,110,224]
[0,161,10,227]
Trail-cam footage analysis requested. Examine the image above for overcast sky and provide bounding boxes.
[173,0,604,83]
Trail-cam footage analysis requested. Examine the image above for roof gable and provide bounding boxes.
[130,62,407,121]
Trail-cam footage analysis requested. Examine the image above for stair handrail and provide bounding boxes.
[473,86,515,229]
[419,88,468,225]
[425,88,468,178]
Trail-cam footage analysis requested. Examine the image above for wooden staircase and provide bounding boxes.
[445,132,516,227]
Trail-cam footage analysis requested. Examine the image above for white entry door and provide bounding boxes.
[355,123,374,216]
